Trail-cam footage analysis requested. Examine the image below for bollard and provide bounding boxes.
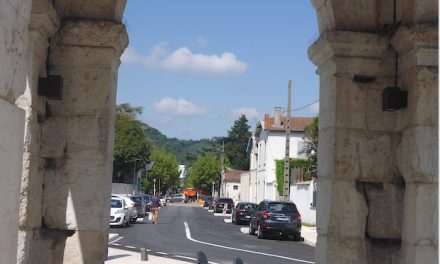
[234,257,244,264]
[140,248,148,261]
[196,251,208,264]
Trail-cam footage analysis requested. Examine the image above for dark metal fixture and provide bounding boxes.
[38,75,63,100]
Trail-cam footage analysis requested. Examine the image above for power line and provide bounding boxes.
[289,99,319,112]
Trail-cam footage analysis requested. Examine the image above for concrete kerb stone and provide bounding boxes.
[213,213,232,217]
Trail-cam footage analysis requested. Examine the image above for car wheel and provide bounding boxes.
[249,222,255,235]
[257,224,265,239]
[234,216,240,225]
[130,218,136,224]
[293,232,301,241]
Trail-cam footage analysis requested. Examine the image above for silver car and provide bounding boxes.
[112,195,138,223]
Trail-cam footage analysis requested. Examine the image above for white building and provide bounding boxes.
[250,112,313,202]
[220,168,243,203]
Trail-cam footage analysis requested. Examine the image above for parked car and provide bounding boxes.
[132,194,151,213]
[129,196,146,218]
[110,197,129,227]
[159,196,167,206]
[112,195,138,223]
[232,202,257,225]
[209,197,219,210]
[214,198,235,213]
[168,193,185,203]
[203,196,213,208]
[249,200,302,240]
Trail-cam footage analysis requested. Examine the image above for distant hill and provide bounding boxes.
[142,123,222,164]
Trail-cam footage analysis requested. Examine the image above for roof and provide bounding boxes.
[262,114,313,132]
[224,168,246,183]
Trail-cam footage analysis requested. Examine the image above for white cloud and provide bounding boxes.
[153,97,207,116]
[309,101,319,115]
[121,43,247,76]
[231,108,261,122]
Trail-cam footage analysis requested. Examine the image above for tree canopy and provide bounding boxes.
[303,117,318,178]
[113,112,151,180]
[146,148,180,195]
[185,153,222,192]
[224,115,251,170]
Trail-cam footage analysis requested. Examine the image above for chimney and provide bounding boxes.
[274,107,282,127]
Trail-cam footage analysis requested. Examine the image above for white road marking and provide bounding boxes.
[109,236,124,244]
[184,222,315,264]
[125,245,136,249]
[112,243,121,246]
[156,252,168,255]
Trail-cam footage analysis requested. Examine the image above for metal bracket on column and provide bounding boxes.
[38,75,63,100]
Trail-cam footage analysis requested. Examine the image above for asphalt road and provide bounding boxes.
[109,203,315,264]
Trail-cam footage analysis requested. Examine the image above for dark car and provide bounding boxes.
[249,201,302,240]
[203,196,213,208]
[214,198,235,213]
[232,202,257,224]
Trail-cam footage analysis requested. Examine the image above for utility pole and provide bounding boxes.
[283,80,292,202]
[220,141,225,197]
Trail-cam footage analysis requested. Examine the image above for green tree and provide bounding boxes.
[147,148,180,195]
[116,103,144,119]
[303,117,318,178]
[224,115,252,170]
[113,112,151,181]
[275,158,311,196]
[186,153,222,192]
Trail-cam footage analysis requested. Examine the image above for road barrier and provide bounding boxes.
[140,248,148,261]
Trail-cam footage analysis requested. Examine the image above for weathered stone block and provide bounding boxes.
[0,0,30,103]
[316,235,368,264]
[401,183,438,244]
[0,99,25,264]
[44,67,116,117]
[43,158,112,231]
[317,179,368,239]
[364,183,404,239]
[397,126,438,183]
[60,230,108,264]
[399,67,438,129]
[318,128,399,182]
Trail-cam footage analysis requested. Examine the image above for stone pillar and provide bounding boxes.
[392,24,438,264]
[0,0,31,263]
[308,32,405,263]
[38,20,127,263]
[16,1,60,263]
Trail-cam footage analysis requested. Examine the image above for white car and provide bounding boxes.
[112,195,138,223]
[110,197,129,226]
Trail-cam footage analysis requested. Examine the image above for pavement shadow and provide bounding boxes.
[106,254,130,260]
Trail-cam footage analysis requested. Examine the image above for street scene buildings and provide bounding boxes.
[0,0,437,263]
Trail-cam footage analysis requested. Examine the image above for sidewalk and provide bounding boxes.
[301,226,317,247]
[107,232,193,264]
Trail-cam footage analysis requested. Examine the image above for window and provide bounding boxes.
[233,185,238,190]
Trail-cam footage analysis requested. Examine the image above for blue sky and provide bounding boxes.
[118,1,319,140]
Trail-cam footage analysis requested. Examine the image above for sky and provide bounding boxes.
[117,1,320,140]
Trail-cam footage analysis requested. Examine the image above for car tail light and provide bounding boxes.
[232,202,235,207]
[297,211,302,221]
[262,211,270,219]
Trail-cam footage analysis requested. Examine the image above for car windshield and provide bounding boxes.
[268,203,296,213]
[219,198,233,203]
[239,203,256,210]
[130,197,142,203]
[111,199,122,208]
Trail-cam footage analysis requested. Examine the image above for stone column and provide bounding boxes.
[392,24,438,264]
[39,20,127,263]
[0,0,31,263]
[15,1,60,263]
[308,32,404,263]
